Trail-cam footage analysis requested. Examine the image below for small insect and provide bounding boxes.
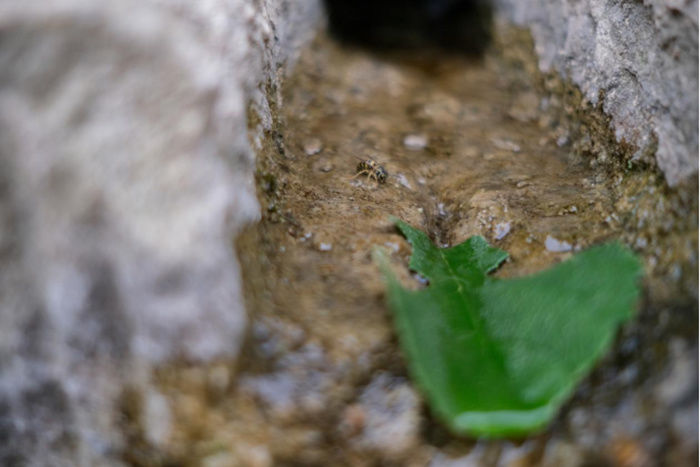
[352,157,388,184]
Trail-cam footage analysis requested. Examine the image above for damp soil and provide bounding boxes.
[152,29,697,466]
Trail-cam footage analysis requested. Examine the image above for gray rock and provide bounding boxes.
[545,235,573,252]
[0,0,320,465]
[353,373,422,458]
[496,0,698,186]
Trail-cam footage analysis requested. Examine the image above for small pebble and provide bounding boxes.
[494,222,511,240]
[413,273,429,284]
[303,138,323,156]
[396,173,412,189]
[545,235,572,252]
[384,242,399,253]
[491,137,521,153]
[319,243,332,251]
[635,237,648,249]
[558,205,579,216]
[403,134,428,150]
[312,159,333,173]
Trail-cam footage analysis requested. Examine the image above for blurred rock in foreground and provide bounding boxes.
[0,1,320,465]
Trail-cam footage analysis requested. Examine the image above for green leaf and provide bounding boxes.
[376,219,642,437]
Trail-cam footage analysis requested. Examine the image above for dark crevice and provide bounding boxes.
[324,0,494,56]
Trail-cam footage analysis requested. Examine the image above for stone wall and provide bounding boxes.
[0,1,321,465]
[496,0,698,186]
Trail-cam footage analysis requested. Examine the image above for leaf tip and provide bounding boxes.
[391,217,412,236]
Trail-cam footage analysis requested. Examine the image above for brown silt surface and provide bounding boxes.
[151,31,697,467]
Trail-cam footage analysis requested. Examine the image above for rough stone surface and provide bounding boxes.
[496,0,699,186]
[352,373,422,458]
[0,0,320,465]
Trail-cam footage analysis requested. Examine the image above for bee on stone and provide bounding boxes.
[353,157,388,184]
